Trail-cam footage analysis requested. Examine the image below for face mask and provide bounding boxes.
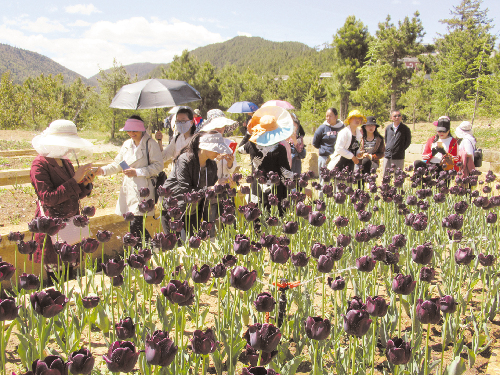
[176,120,192,134]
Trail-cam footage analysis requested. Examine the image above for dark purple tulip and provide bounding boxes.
[269,244,290,264]
[241,366,280,375]
[315,200,326,212]
[260,234,277,249]
[81,296,100,309]
[296,202,311,217]
[0,298,19,321]
[230,266,257,291]
[254,292,276,312]
[478,253,495,267]
[123,232,139,247]
[138,248,152,262]
[384,250,400,266]
[19,273,40,290]
[392,274,416,295]
[73,215,89,228]
[334,192,346,204]
[411,243,433,265]
[139,199,155,213]
[28,216,65,235]
[240,185,251,195]
[188,236,201,248]
[355,229,370,243]
[343,309,372,337]
[447,230,463,242]
[123,212,135,221]
[244,207,261,222]
[102,259,125,277]
[0,261,15,282]
[337,234,351,247]
[115,317,135,339]
[113,275,124,287]
[356,256,376,272]
[161,280,194,306]
[439,295,457,314]
[7,231,24,242]
[127,253,146,269]
[357,210,372,222]
[419,267,436,282]
[308,211,326,227]
[327,276,345,291]
[222,254,238,267]
[291,252,309,267]
[145,330,177,366]
[103,341,140,373]
[487,212,497,224]
[433,193,446,203]
[283,221,298,235]
[96,230,113,243]
[139,187,150,198]
[386,338,411,365]
[168,207,183,220]
[371,246,386,261]
[30,356,69,375]
[157,186,172,198]
[30,289,68,318]
[151,232,177,251]
[406,196,417,205]
[334,216,349,228]
[192,264,211,284]
[326,246,344,261]
[69,348,95,375]
[234,234,251,255]
[367,224,385,239]
[365,296,388,317]
[17,240,38,255]
[281,199,291,210]
[391,234,407,248]
[81,238,99,254]
[416,298,441,324]
[317,254,334,273]
[266,216,279,227]
[454,200,468,214]
[221,213,236,225]
[455,247,475,265]
[240,345,277,367]
[304,316,331,341]
[268,194,279,206]
[81,206,96,217]
[143,266,165,285]
[211,263,227,278]
[442,214,464,230]
[244,323,282,353]
[191,328,217,355]
[311,242,326,259]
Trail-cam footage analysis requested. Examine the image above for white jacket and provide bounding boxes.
[162,133,192,162]
[102,133,163,216]
[327,126,363,169]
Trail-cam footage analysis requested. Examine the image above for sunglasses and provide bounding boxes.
[393,115,401,118]
[437,131,448,133]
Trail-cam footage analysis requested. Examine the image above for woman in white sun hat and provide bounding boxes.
[455,120,477,176]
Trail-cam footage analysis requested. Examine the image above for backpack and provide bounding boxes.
[474,149,483,168]
[146,139,167,203]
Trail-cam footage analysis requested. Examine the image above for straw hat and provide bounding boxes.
[32,120,93,158]
[200,109,238,133]
[247,106,293,146]
[344,110,367,125]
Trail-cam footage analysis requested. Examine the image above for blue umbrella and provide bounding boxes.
[227,101,258,113]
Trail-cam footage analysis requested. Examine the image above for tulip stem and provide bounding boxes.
[322,275,326,318]
[40,234,47,289]
[111,282,115,343]
[424,323,431,375]
[398,296,402,337]
[440,317,447,375]
[202,354,208,375]
[370,318,377,375]
[350,335,357,375]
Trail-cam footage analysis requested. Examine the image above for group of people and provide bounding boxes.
[29,105,479,277]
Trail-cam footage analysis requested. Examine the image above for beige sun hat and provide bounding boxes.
[455,121,473,138]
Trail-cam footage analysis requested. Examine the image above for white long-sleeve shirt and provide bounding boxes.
[327,126,362,169]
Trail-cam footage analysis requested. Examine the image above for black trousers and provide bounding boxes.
[130,215,151,244]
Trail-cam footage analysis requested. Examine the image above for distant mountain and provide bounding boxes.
[0,43,88,84]
[87,62,168,86]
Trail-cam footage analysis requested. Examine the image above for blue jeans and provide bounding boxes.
[318,155,329,185]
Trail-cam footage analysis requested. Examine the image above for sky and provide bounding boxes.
[0,0,498,78]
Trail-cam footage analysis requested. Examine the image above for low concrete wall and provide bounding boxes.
[0,149,38,157]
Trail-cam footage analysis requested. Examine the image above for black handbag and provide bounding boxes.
[146,138,167,203]
[474,148,483,168]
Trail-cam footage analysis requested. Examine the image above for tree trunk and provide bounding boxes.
[111,109,116,139]
[340,92,349,121]
[390,92,397,114]
[413,105,416,132]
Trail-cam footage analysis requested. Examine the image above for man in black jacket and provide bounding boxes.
[383,110,411,178]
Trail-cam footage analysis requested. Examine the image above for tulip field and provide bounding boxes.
[1,163,500,375]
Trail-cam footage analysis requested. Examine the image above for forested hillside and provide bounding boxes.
[0,44,87,84]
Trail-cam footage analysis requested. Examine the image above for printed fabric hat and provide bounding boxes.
[247,106,293,146]
[32,119,94,159]
[455,121,473,139]
[199,133,233,155]
[120,118,146,132]
[362,116,380,128]
[200,109,238,134]
[434,116,451,132]
[194,109,202,116]
[344,109,367,125]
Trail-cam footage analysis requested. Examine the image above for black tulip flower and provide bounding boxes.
[268,194,279,206]
[317,254,334,273]
[123,232,139,247]
[0,261,15,282]
[240,345,277,367]
[244,323,282,353]
[365,296,389,317]
[103,341,140,373]
[241,367,280,375]
[391,234,407,248]
[157,186,172,198]
[7,231,24,242]
[192,264,211,284]
[166,197,179,208]
[334,192,346,204]
[326,246,344,261]
[17,240,38,255]
[371,246,386,262]
[355,230,370,243]
[73,215,89,228]
[334,216,349,228]
[221,213,236,225]
[29,216,65,235]
[291,252,309,267]
[188,236,201,248]
[0,297,19,321]
[69,348,95,375]
[327,276,345,291]
[392,274,416,295]
[442,214,464,230]
[138,199,155,213]
[283,221,298,235]
[81,296,100,309]
[139,187,150,198]
[304,316,331,341]
[81,238,99,254]
[296,202,311,218]
[143,266,165,285]
[30,355,69,375]
[343,309,372,337]
[266,216,279,227]
[454,200,469,214]
[19,273,40,290]
[384,250,400,266]
[145,330,177,367]
[168,207,183,220]
[127,253,146,269]
[357,210,372,222]
[81,206,96,217]
[447,230,463,242]
[337,234,351,247]
[115,317,135,339]
[161,280,194,306]
[269,244,290,264]
[113,275,124,287]
[222,254,238,267]
[366,224,384,239]
[439,295,457,314]
[58,243,79,263]
[314,200,326,212]
[486,212,497,224]
[240,185,250,195]
[406,196,417,205]
[322,184,334,195]
[311,242,327,259]
[254,292,276,313]
[416,298,441,324]
[137,248,152,262]
[419,267,435,282]
[234,234,251,255]
[123,212,135,222]
[356,256,376,272]
[455,247,475,265]
[478,253,495,267]
[102,259,125,277]
[244,207,261,222]
[230,266,257,291]
[151,232,177,251]
[211,263,227,278]
[31,289,68,318]
[260,234,277,249]
[411,243,433,265]
[96,230,113,243]
[386,338,411,365]
[308,211,326,227]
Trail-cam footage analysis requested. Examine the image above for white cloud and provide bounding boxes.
[4,16,68,33]
[68,20,91,27]
[65,4,101,15]
[237,31,252,37]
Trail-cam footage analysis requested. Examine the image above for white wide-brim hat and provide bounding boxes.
[199,133,232,155]
[248,106,293,146]
[455,121,473,138]
[32,119,94,158]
